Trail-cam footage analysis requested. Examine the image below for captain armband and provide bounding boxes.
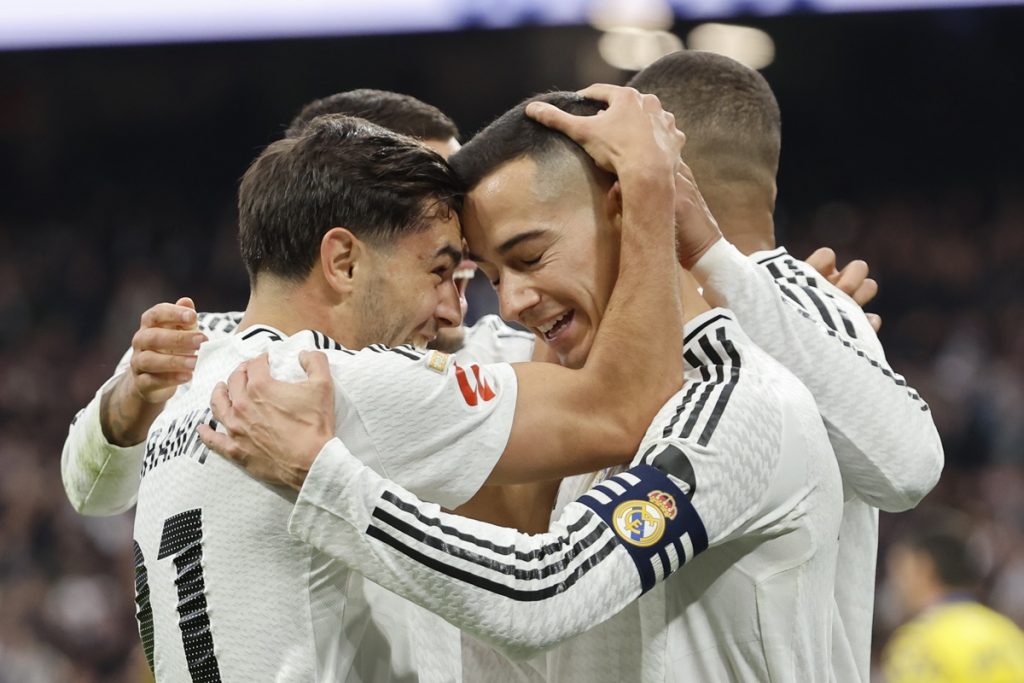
[578,464,708,593]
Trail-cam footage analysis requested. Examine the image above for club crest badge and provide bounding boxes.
[610,490,678,547]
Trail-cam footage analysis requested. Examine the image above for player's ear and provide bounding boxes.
[604,179,623,231]
[320,227,361,296]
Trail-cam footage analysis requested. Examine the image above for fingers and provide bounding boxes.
[133,326,206,355]
[574,83,628,103]
[298,350,331,385]
[197,423,236,459]
[805,248,838,280]
[226,363,249,406]
[140,301,197,331]
[524,101,586,139]
[175,296,197,313]
[866,313,883,332]
[130,349,197,376]
[834,259,869,294]
[244,353,272,386]
[852,278,879,307]
[209,381,234,425]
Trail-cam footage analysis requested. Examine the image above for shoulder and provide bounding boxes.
[197,311,244,336]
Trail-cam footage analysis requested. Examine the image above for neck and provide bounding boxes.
[716,209,776,256]
[238,274,360,347]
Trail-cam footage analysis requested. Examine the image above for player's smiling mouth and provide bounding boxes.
[537,310,574,342]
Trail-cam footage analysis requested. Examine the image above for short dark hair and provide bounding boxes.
[239,114,462,283]
[450,91,607,192]
[285,89,460,141]
[628,51,781,185]
[896,513,981,590]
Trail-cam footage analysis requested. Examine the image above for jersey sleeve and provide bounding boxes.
[61,311,244,516]
[61,347,143,515]
[691,239,943,512]
[326,345,518,510]
[288,437,705,661]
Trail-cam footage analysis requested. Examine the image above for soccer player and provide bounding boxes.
[58,89,533,681]
[61,88,535,516]
[883,513,1024,682]
[204,90,845,681]
[627,51,944,682]
[123,89,691,680]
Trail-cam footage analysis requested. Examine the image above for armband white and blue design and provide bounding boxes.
[578,464,708,593]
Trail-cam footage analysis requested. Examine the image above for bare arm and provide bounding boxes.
[488,85,686,483]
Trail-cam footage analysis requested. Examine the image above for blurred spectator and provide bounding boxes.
[880,510,1024,682]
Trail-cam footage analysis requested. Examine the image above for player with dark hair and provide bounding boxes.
[69,88,696,680]
[204,89,845,681]
[61,89,526,518]
[626,50,943,682]
[883,512,1024,682]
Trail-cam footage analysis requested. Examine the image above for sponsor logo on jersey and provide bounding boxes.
[455,363,496,406]
[612,499,667,547]
[425,350,452,374]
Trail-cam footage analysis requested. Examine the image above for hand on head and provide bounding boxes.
[198,350,335,491]
[524,84,685,179]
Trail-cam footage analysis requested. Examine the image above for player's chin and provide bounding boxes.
[427,327,465,354]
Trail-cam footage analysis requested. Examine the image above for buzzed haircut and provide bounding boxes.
[239,114,462,283]
[450,91,607,192]
[628,51,781,187]
[285,89,461,142]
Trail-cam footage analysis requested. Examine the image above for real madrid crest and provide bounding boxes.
[611,490,678,547]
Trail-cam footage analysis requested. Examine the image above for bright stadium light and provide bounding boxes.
[598,27,684,71]
[589,0,675,30]
[686,23,775,69]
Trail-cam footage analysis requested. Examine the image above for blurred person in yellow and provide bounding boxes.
[884,514,1024,683]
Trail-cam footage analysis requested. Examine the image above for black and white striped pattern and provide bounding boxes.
[757,250,927,410]
[654,317,743,448]
[364,488,620,602]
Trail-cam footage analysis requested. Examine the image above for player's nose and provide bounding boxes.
[435,277,463,329]
[497,273,540,325]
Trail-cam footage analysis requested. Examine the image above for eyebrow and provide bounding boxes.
[435,244,462,267]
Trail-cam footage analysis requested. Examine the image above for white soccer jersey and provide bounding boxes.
[131,326,516,682]
[456,314,535,366]
[62,311,244,516]
[691,239,944,682]
[286,309,844,681]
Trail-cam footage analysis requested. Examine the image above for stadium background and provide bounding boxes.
[1,2,1022,680]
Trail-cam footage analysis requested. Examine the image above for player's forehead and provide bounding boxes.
[462,157,560,261]
[393,212,462,265]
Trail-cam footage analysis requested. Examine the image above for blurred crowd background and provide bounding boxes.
[1,4,1022,681]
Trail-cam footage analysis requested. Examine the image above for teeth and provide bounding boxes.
[538,312,568,336]
[454,268,476,281]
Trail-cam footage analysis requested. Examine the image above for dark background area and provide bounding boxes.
[1,6,1022,681]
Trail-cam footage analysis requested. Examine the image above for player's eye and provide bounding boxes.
[521,255,542,267]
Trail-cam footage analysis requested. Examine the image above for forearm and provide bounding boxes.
[62,378,144,515]
[586,170,683,421]
[454,480,561,533]
[290,439,699,660]
[692,240,943,510]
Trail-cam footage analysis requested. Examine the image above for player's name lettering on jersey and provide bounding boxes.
[141,407,214,478]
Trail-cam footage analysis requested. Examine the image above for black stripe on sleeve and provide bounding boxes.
[365,524,620,601]
[696,328,742,446]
